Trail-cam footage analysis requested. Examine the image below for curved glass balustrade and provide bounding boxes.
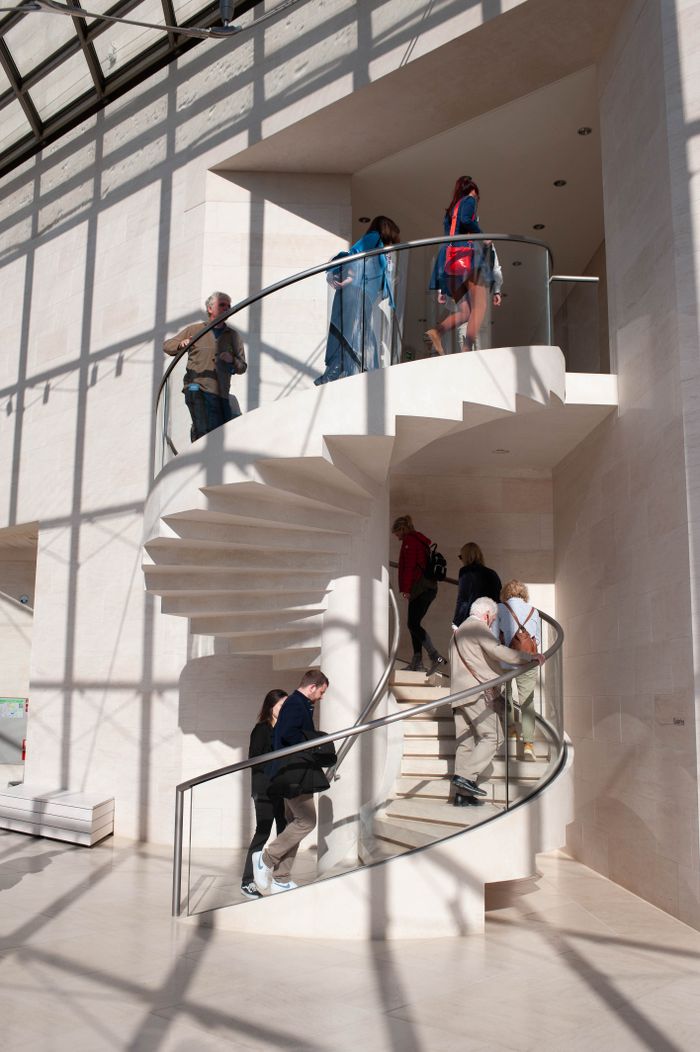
[155,233,569,473]
[173,603,564,918]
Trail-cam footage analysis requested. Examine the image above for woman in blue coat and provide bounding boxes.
[314,215,401,385]
[425,177,492,356]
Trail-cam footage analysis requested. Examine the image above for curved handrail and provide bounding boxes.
[157,231,554,457]
[172,606,563,915]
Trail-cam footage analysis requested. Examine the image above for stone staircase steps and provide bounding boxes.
[254,456,377,508]
[161,516,350,553]
[143,566,332,595]
[403,719,454,737]
[187,609,325,635]
[384,795,503,828]
[161,593,326,616]
[400,753,549,777]
[144,538,342,572]
[201,485,364,534]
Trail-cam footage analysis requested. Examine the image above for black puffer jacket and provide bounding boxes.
[453,562,502,627]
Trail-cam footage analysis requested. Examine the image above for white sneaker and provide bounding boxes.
[252,850,272,892]
[270,879,298,894]
[522,742,537,762]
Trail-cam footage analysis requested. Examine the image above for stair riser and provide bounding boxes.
[145,545,342,573]
[162,517,350,553]
[202,491,362,534]
[144,569,332,594]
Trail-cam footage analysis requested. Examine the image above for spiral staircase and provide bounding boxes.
[141,343,594,936]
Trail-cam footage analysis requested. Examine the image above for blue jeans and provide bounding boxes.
[184,388,235,442]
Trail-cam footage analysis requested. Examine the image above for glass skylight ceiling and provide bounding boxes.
[0,0,256,176]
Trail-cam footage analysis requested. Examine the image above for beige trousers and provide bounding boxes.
[453,693,500,784]
[262,793,316,881]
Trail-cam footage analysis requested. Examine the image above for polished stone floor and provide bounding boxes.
[1,830,699,1051]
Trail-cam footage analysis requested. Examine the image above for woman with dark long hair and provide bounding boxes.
[240,688,289,899]
[314,215,401,385]
[425,177,492,355]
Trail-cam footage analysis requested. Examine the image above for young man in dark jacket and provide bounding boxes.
[253,669,329,895]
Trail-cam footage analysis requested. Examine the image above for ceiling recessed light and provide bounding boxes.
[553,179,567,187]
[577,126,592,136]
[358,216,370,223]
[493,449,510,455]
[533,223,545,230]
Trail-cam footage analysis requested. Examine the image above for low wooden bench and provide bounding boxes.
[0,784,114,846]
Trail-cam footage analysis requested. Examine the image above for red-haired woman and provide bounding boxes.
[425,176,491,355]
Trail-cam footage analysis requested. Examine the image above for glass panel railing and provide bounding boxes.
[155,234,569,474]
[550,276,607,373]
[173,607,564,918]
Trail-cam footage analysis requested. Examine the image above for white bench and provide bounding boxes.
[0,784,114,846]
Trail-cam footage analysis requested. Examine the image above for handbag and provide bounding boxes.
[300,728,337,767]
[504,601,538,654]
[444,201,474,278]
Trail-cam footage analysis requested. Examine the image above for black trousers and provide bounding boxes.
[241,795,288,884]
[407,587,437,654]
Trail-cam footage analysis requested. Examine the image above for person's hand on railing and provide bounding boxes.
[329,275,352,290]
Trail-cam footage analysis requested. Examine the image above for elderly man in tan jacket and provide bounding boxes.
[163,291,247,443]
[449,596,544,805]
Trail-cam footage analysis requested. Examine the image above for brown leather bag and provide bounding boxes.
[505,602,538,654]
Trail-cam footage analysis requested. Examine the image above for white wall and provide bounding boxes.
[554,0,700,928]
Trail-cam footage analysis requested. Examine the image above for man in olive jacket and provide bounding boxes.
[163,291,247,442]
[253,669,329,895]
[450,597,544,804]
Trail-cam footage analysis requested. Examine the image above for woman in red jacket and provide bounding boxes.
[392,515,446,674]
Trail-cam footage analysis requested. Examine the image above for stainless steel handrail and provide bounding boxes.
[329,586,401,779]
[156,231,555,458]
[172,607,563,915]
[549,275,600,283]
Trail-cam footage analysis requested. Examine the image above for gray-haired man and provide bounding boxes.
[163,291,247,442]
[449,596,544,805]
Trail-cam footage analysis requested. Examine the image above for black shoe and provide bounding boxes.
[451,775,488,798]
[241,881,262,899]
[426,654,448,677]
[454,793,484,807]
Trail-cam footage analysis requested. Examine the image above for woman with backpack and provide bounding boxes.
[424,176,492,355]
[498,580,542,761]
[392,514,447,675]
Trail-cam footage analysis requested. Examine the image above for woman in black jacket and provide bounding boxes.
[453,541,502,628]
[241,688,288,899]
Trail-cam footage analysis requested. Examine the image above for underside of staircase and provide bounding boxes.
[144,348,567,668]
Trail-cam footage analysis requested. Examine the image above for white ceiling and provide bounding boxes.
[352,67,603,276]
[394,390,616,477]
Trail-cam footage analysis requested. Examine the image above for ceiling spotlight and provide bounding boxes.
[533,223,545,230]
[512,260,522,267]
[358,216,370,223]
[553,179,567,187]
[577,126,593,136]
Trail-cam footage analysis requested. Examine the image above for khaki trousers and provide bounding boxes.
[262,793,316,881]
[453,693,500,784]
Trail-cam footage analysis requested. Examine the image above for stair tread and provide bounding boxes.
[384,796,503,828]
